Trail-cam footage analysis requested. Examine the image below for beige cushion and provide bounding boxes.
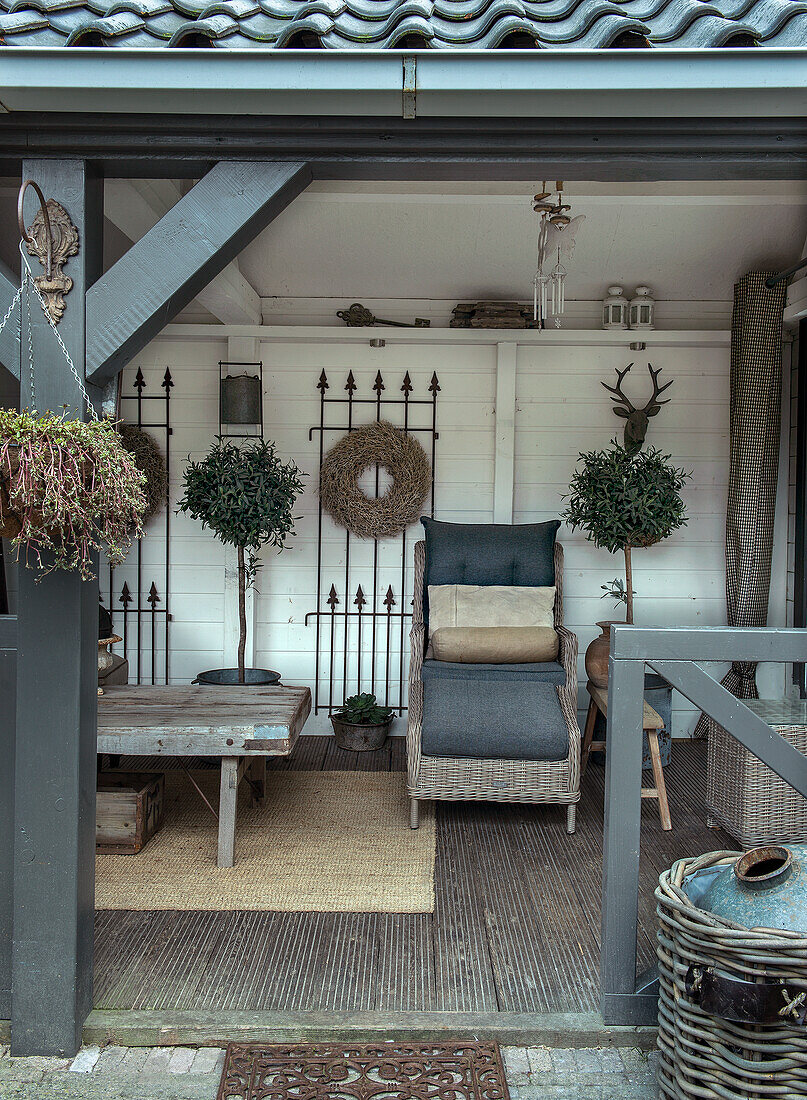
[426,583,557,659]
[431,626,559,664]
[427,583,556,633]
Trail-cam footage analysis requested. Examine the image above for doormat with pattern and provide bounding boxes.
[217,1042,510,1100]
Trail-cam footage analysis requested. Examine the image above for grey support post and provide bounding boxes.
[12,160,102,1056]
[0,613,17,1021]
[600,636,657,1025]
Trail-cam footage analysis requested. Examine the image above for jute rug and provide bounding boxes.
[217,1042,509,1100]
[95,770,435,913]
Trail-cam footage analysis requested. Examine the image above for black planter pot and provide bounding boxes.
[192,668,281,686]
[330,714,393,752]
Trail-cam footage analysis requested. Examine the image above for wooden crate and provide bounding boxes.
[96,771,165,854]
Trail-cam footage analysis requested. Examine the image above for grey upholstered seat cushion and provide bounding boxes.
[421,677,569,762]
[421,659,566,685]
[421,517,559,631]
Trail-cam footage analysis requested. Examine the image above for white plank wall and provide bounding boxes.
[116,324,790,736]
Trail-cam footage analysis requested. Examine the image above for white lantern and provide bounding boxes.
[629,286,655,330]
[602,286,628,330]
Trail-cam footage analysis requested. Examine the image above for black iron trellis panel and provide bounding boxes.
[305,369,439,715]
[102,366,173,685]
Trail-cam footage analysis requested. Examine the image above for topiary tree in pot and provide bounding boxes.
[562,439,690,685]
[179,439,304,685]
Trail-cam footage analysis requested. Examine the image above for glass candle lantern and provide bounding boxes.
[602,286,629,330]
[629,286,655,330]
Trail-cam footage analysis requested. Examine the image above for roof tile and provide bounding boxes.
[1,0,804,46]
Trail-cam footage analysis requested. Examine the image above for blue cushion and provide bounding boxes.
[421,677,569,762]
[422,659,566,685]
[421,518,559,631]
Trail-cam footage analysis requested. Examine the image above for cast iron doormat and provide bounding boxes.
[216,1041,510,1100]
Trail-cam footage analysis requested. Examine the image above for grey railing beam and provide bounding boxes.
[85,160,312,387]
[650,659,807,800]
[611,625,807,664]
[600,624,807,1028]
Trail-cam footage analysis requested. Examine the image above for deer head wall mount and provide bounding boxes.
[602,363,673,450]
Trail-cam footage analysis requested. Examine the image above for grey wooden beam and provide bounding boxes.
[0,260,20,382]
[650,659,807,800]
[12,159,102,1058]
[600,656,647,1025]
[86,160,310,385]
[1,114,807,181]
[0,614,17,1022]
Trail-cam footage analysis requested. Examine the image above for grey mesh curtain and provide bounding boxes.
[695,271,786,736]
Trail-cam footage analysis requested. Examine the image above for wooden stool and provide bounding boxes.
[582,681,672,831]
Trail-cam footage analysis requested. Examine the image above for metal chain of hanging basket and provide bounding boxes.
[656,850,807,1099]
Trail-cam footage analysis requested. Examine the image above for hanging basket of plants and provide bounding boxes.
[319,420,431,540]
[0,410,147,580]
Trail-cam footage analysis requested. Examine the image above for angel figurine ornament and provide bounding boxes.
[532,182,584,328]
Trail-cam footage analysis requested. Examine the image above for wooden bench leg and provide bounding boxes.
[248,756,266,807]
[218,756,239,867]
[581,698,597,776]
[647,731,672,832]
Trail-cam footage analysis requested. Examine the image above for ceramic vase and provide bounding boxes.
[584,620,625,687]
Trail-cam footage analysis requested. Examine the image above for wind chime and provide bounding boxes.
[532,181,584,328]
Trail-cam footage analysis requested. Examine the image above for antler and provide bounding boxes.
[601,363,636,412]
[645,364,673,413]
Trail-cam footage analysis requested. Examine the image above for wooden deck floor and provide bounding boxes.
[94,737,729,1015]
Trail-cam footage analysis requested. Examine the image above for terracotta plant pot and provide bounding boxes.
[584,620,626,688]
[330,714,393,752]
[0,448,23,539]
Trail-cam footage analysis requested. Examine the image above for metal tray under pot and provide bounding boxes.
[192,668,281,686]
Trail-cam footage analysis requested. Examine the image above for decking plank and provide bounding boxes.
[95,737,718,1017]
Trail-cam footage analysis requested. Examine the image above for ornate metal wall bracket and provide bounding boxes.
[17,179,79,325]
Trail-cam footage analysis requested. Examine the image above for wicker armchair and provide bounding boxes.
[407,539,580,833]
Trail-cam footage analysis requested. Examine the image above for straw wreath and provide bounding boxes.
[118,423,167,523]
[319,420,431,539]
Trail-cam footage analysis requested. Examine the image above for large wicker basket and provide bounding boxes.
[706,698,807,848]
[656,850,807,1099]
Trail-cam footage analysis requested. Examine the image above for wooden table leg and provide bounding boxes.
[581,697,598,776]
[248,756,266,807]
[218,756,239,868]
[647,730,672,832]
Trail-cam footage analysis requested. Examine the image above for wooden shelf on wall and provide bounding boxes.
[161,324,732,349]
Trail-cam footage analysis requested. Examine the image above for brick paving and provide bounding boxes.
[0,1044,659,1099]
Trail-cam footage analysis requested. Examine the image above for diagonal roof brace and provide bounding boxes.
[86,159,311,386]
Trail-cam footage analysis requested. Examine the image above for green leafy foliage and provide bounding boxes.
[337,692,393,726]
[178,439,304,574]
[0,409,147,580]
[601,577,633,612]
[562,440,690,554]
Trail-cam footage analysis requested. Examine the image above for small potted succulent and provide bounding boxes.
[0,409,146,580]
[179,438,304,686]
[331,692,394,752]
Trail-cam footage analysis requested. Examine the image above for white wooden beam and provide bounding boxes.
[104,179,261,326]
[493,341,517,524]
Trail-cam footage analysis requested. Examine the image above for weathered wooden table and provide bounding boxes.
[96,684,311,867]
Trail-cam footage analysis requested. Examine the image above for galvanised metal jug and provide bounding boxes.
[697,844,807,933]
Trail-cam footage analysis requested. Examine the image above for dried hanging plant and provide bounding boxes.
[118,423,167,523]
[0,409,147,580]
[319,420,431,540]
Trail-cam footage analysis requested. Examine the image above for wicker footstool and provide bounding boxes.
[706,697,807,847]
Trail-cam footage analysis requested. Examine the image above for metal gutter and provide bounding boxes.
[1,48,807,117]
